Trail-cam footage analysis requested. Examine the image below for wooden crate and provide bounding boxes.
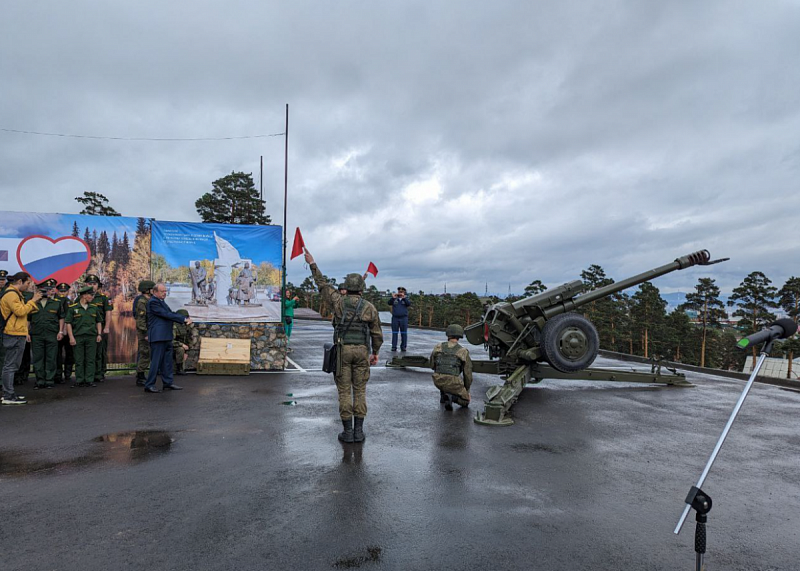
[196,338,251,376]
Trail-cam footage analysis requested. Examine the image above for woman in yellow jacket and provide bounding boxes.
[1,272,41,404]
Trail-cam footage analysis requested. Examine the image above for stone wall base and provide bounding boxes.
[188,323,287,371]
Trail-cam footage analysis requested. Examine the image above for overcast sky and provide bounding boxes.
[2,1,798,295]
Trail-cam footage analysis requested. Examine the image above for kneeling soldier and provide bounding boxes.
[430,324,473,411]
[30,279,64,389]
[173,309,191,375]
[65,286,102,387]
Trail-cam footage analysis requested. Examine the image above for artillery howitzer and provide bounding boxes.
[389,249,728,426]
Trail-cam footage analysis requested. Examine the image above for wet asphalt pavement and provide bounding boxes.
[1,320,799,570]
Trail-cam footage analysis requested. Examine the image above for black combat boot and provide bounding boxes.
[443,394,453,411]
[353,417,365,443]
[439,391,448,403]
[135,373,146,387]
[338,419,354,443]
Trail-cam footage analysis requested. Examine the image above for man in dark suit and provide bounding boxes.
[145,283,192,393]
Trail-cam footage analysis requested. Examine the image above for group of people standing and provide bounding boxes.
[0,271,113,405]
[0,270,194,405]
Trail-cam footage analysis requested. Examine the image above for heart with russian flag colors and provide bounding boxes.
[16,235,91,284]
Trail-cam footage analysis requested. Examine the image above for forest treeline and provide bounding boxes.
[288,267,800,376]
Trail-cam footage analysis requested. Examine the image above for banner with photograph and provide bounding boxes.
[151,221,283,322]
[0,211,152,364]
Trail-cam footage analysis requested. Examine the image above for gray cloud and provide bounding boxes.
[1,1,798,296]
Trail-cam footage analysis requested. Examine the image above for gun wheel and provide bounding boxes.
[541,313,599,373]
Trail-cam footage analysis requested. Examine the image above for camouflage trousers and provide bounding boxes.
[335,344,370,420]
[136,332,150,375]
[173,344,186,370]
[432,373,470,405]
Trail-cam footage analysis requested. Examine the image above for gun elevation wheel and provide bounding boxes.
[541,313,599,373]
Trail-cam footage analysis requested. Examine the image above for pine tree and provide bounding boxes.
[680,277,727,367]
[83,228,93,254]
[778,276,800,378]
[120,232,131,266]
[136,217,150,237]
[728,271,778,368]
[580,264,616,348]
[71,221,80,237]
[664,309,696,362]
[195,172,271,225]
[97,231,111,258]
[75,191,121,216]
[778,277,800,322]
[630,282,667,358]
[523,280,547,296]
[715,330,746,371]
[110,231,119,264]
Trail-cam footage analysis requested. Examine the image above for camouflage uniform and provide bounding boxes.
[311,264,383,424]
[133,283,153,385]
[172,309,191,374]
[430,340,473,408]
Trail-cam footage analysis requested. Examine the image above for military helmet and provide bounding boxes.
[138,280,156,293]
[176,309,189,317]
[343,273,365,293]
[445,324,464,339]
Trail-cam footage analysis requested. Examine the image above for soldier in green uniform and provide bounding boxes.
[429,324,473,411]
[133,280,155,386]
[85,275,113,383]
[14,288,34,386]
[54,282,74,384]
[172,309,192,375]
[65,286,102,387]
[304,248,383,443]
[30,279,65,389]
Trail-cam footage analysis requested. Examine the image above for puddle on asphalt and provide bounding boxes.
[333,546,382,568]
[0,430,174,477]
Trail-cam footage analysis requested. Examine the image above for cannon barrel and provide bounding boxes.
[544,250,714,319]
[560,249,713,314]
[508,250,718,320]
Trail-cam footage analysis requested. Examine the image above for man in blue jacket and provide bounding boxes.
[145,283,191,393]
[388,286,411,352]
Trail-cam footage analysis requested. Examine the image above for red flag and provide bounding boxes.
[366,262,379,277]
[290,228,305,260]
